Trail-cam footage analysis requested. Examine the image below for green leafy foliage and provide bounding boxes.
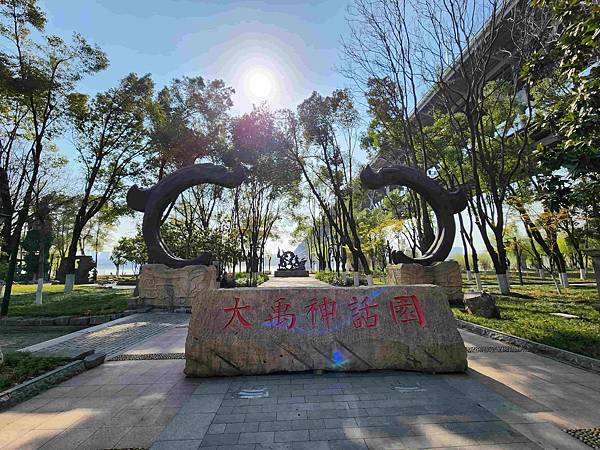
[7,286,129,317]
[456,275,600,358]
[0,352,68,391]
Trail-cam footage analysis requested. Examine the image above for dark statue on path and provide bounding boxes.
[360,165,467,266]
[126,163,246,268]
[277,249,307,271]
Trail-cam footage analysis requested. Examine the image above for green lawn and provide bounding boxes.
[5,285,132,318]
[455,273,600,359]
[0,351,68,391]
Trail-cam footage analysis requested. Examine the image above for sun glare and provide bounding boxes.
[247,70,273,101]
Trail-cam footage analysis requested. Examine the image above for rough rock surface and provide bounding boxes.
[387,261,463,304]
[185,285,467,377]
[464,291,501,319]
[138,264,216,309]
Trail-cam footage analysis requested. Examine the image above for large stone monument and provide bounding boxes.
[274,249,309,277]
[185,285,467,376]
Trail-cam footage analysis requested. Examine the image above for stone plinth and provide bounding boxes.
[274,269,309,277]
[185,285,467,377]
[387,261,463,304]
[136,264,216,310]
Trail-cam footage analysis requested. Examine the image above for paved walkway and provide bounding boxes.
[22,313,189,358]
[0,303,598,449]
[260,276,331,288]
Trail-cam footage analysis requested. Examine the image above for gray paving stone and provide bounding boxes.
[207,423,227,434]
[328,440,368,449]
[276,411,307,421]
[216,406,235,414]
[150,440,203,450]
[273,430,309,442]
[158,414,213,440]
[309,429,348,441]
[201,445,256,450]
[277,396,305,404]
[225,422,260,433]
[179,394,224,414]
[258,420,312,432]
[239,431,275,444]
[364,437,405,449]
[289,441,331,450]
[200,433,240,446]
[194,383,232,394]
[324,418,358,428]
[213,414,246,423]
[245,412,277,422]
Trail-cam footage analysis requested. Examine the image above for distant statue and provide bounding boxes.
[276,249,307,271]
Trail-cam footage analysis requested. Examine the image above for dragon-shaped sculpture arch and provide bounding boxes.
[126,162,466,269]
[126,163,246,268]
[360,164,468,265]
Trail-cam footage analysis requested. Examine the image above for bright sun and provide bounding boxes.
[248,70,273,101]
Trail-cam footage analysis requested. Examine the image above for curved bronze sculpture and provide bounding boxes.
[360,165,467,266]
[127,163,246,268]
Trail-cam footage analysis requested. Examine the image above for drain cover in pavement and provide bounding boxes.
[392,386,425,392]
[564,428,600,449]
[465,346,525,353]
[234,388,269,399]
[109,352,185,361]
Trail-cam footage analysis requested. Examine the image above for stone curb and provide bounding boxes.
[0,309,150,327]
[456,319,600,373]
[0,351,107,411]
[0,360,85,411]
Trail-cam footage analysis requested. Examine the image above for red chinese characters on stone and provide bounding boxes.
[388,295,426,328]
[266,297,296,330]
[223,297,252,329]
[305,296,337,330]
[348,296,379,328]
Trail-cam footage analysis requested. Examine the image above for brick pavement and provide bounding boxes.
[27,313,189,358]
[151,371,542,449]
[1,310,598,449]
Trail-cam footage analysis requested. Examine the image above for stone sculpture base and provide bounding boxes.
[387,261,463,304]
[185,285,467,377]
[274,270,309,277]
[136,264,216,310]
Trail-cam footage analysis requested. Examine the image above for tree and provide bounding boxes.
[230,106,300,284]
[61,73,152,292]
[342,0,552,294]
[147,76,234,180]
[0,0,107,316]
[112,232,147,276]
[110,246,125,278]
[524,0,600,279]
[284,90,371,283]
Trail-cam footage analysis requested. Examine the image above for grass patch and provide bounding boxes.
[0,352,68,391]
[455,275,600,359]
[6,286,131,318]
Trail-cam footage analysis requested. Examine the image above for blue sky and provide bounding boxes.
[39,0,359,271]
[39,0,352,114]
[39,0,478,272]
